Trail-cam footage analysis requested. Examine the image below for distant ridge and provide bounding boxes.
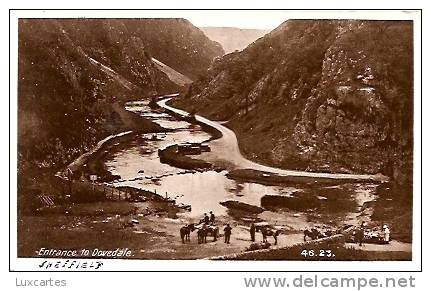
[200,26,270,53]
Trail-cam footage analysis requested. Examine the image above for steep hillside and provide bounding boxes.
[124,19,224,79]
[200,26,270,53]
[173,20,413,182]
[151,58,193,87]
[18,18,222,171]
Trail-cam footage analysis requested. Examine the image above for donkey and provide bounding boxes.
[180,224,195,243]
[261,227,281,245]
[197,225,219,244]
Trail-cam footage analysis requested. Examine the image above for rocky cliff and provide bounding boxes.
[173,20,413,182]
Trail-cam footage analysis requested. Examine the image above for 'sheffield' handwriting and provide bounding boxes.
[39,260,103,270]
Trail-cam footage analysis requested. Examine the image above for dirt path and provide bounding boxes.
[158,98,388,182]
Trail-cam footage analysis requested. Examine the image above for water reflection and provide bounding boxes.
[104,101,378,223]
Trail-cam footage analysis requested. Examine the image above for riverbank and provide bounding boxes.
[18,97,412,260]
[95,98,411,247]
[162,98,388,183]
[62,102,171,182]
[160,98,412,244]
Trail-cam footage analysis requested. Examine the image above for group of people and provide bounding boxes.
[199,211,232,244]
[196,213,283,246]
[200,211,216,225]
[354,222,391,246]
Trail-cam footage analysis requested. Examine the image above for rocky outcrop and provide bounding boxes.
[173,20,413,182]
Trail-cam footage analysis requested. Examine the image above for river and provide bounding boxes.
[99,99,382,231]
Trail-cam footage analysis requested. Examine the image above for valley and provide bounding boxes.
[17,18,413,261]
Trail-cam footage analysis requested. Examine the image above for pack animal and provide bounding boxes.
[180,224,195,243]
[197,225,219,243]
[261,228,281,245]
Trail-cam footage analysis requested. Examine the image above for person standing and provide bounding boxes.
[250,223,256,242]
[209,211,215,224]
[224,224,232,244]
[356,226,365,246]
[262,227,268,243]
[273,230,280,245]
[201,224,208,243]
[383,225,391,244]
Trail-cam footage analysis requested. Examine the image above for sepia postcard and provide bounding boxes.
[9,9,422,272]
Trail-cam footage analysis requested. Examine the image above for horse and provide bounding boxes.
[197,224,219,244]
[197,227,207,244]
[206,225,219,242]
[303,228,325,241]
[261,228,281,245]
[180,224,195,243]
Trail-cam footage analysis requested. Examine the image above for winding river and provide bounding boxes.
[100,98,381,229]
